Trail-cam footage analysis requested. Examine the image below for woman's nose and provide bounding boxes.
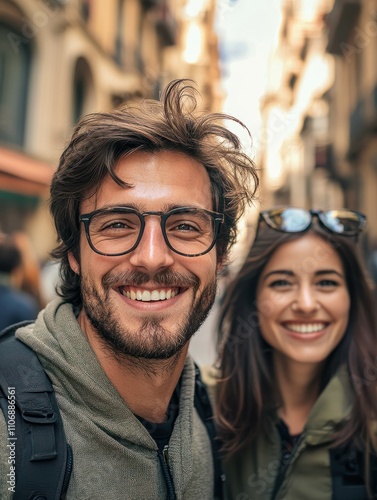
[291,285,320,313]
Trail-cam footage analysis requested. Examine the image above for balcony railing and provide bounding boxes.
[348,98,365,156]
[140,0,162,10]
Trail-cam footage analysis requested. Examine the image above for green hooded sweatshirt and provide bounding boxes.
[0,299,214,499]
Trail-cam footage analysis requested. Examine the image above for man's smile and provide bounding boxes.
[119,286,181,302]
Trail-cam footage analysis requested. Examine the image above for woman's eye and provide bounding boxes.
[317,279,339,287]
[269,279,292,288]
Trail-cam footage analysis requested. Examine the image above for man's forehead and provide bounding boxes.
[80,151,213,212]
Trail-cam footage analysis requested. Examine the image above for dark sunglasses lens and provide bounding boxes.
[322,210,363,235]
[266,208,311,232]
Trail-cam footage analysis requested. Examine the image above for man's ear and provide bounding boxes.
[68,251,80,275]
[216,257,226,274]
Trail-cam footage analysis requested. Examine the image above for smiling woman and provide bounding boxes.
[215,207,377,500]
[256,234,350,371]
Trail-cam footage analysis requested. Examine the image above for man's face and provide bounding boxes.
[69,150,220,360]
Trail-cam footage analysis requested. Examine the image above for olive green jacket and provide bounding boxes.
[223,366,355,500]
[0,299,214,500]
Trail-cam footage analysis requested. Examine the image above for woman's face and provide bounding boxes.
[256,233,350,367]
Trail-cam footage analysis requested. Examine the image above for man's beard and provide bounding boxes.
[81,269,217,361]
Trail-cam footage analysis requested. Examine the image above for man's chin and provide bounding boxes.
[85,308,187,360]
[82,275,217,363]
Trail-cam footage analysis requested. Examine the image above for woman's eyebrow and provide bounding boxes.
[262,270,294,281]
[261,269,345,281]
[315,269,344,278]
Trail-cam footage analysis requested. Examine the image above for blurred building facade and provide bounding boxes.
[326,0,377,250]
[258,0,377,256]
[258,0,340,210]
[0,0,221,259]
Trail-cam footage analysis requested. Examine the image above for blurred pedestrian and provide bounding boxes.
[367,242,377,297]
[215,207,377,499]
[0,233,39,330]
[12,230,45,308]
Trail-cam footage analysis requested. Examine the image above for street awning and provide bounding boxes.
[0,146,54,197]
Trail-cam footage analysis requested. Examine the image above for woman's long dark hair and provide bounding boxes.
[216,223,377,459]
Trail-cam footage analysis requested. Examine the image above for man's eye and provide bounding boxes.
[167,217,203,233]
[104,221,128,229]
[95,218,138,232]
[174,222,199,232]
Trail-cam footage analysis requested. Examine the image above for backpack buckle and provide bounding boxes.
[22,409,57,424]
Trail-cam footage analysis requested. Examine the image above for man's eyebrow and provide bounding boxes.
[163,204,213,212]
[93,203,208,212]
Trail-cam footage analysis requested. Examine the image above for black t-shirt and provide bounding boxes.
[277,419,302,464]
[137,382,181,453]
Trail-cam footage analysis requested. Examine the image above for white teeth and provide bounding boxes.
[286,323,326,333]
[122,288,178,302]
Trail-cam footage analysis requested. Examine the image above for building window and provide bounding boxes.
[0,23,31,147]
[72,57,94,124]
[114,0,125,66]
[79,0,91,22]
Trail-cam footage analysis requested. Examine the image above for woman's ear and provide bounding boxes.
[68,251,80,275]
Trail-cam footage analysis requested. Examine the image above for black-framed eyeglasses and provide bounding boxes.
[79,206,225,257]
[259,207,366,237]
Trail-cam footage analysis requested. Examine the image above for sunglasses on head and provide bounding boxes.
[259,208,366,237]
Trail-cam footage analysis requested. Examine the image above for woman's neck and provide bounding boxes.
[274,354,324,435]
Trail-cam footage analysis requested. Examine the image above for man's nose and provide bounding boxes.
[128,218,175,272]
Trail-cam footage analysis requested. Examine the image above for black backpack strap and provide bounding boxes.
[330,444,377,500]
[194,363,225,500]
[0,322,72,500]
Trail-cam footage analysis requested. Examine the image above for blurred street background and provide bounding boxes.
[1,0,377,365]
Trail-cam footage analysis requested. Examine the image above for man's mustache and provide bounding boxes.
[102,269,200,291]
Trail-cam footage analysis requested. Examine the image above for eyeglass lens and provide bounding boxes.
[265,208,363,235]
[265,208,311,232]
[87,209,217,256]
[320,210,362,234]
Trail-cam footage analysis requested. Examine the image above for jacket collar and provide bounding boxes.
[303,364,353,445]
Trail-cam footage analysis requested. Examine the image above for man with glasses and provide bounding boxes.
[0,79,258,499]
